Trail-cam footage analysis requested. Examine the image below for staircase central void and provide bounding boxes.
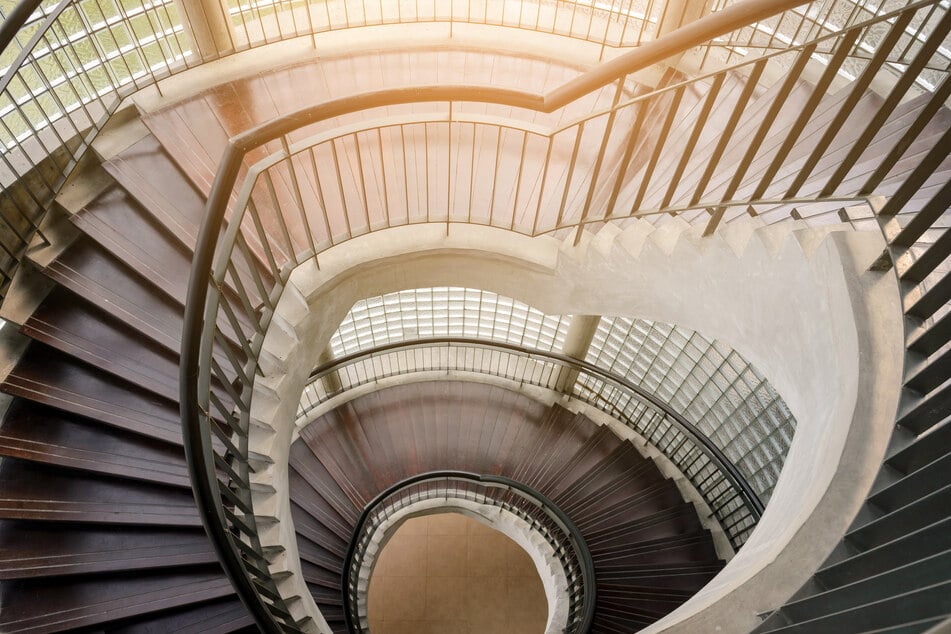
[289,381,724,633]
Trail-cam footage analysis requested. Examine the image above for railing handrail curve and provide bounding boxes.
[341,469,597,634]
[182,1,815,631]
[307,336,766,519]
[0,0,45,59]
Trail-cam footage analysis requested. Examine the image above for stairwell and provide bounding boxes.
[0,2,948,632]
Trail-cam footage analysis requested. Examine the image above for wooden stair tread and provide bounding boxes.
[2,342,182,445]
[0,569,233,633]
[0,521,213,578]
[0,400,188,487]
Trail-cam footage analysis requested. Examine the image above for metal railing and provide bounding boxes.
[0,0,944,629]
[178,1,950,630]
[207,0,950,270]
[2,0,923,299]
[300,337,765,550]
[752,45,951,634]
[342,470,596,633]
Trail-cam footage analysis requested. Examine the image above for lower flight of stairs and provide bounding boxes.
[288,381,724,634]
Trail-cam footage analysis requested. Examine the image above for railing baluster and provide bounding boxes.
[749,27,861,200]
[820,8,951,197]
[785,10,916,198]
[630,85,684,214]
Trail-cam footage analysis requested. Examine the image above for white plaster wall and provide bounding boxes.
[250,217,902,632]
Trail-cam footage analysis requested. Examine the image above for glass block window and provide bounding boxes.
[329,287,572,357]
[0,0,189,148]
[585,316,797,503]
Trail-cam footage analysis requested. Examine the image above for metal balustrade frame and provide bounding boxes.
[300,337,766,549]
[341,470,596,634]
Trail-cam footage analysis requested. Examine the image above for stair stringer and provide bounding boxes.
[243,217,903,631]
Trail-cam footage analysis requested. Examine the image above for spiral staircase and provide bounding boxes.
[0,0,949,632]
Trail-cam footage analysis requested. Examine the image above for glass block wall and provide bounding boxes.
[321,291,796,505]
[0,0,189,148]
[583,317,796,503]
[329,286,572,356]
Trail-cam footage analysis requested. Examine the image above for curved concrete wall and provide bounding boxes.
[250,218,902,632]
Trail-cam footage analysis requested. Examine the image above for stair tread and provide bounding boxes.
[37,238,184,352]
[0,399,188,487]
[2,342,182,445]
[0,569,233,633]
[0,459,200,526]
[106,597,255,634]
[291,382,722,624]
[0,520,213,578]
[22,286,181,401]
[102,134,207,249]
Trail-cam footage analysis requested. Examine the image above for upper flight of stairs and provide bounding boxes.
[0,131,259,633]
[0,35,946,634]
[287,381,724,634]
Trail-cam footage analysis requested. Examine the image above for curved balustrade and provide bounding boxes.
[0,0,832,302]
[177,1,950,630]
[300,337,765,549]
[216,0,948,274]
[342,470,596,634]
[0,0,944,629]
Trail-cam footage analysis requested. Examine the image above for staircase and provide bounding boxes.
[288,381,723,633]
[0,3,948,631]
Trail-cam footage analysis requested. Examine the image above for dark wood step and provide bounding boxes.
[0,459,200,526]
[1,342,182,445]
[288,478,356,545]
[0,568,233,633]
[106,597,255,634]
[299,559,344,590]
[0,521,214,579]
[846,483,951,550]
[72,185,192,305]
[576,481,689,536]
[0,399,188,487]
[289,442,361,526]
[535,425,623,495]
[290,382,722,631]
[102,134,208,249]
[295,531,346,574]
[36,238,185,353]
[591,531,719,567]
[22,286,181,401]
[817,516,951,589]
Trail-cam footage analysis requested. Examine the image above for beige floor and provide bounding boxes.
[367,512,548,634]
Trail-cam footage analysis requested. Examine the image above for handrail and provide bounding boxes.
[341,470,597,634]
[180,0,950,630]
[222,0,810,153]
[187,2,813,626]
[307,336,766,520]
[0,0,44,58]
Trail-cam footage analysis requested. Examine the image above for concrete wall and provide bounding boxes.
[250,217,902,632]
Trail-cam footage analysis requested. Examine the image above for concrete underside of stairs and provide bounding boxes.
[249,219,903,631]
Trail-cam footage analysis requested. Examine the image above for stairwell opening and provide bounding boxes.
[366,512,548,634]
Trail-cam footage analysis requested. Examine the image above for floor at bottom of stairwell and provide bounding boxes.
[367,512,548,634]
